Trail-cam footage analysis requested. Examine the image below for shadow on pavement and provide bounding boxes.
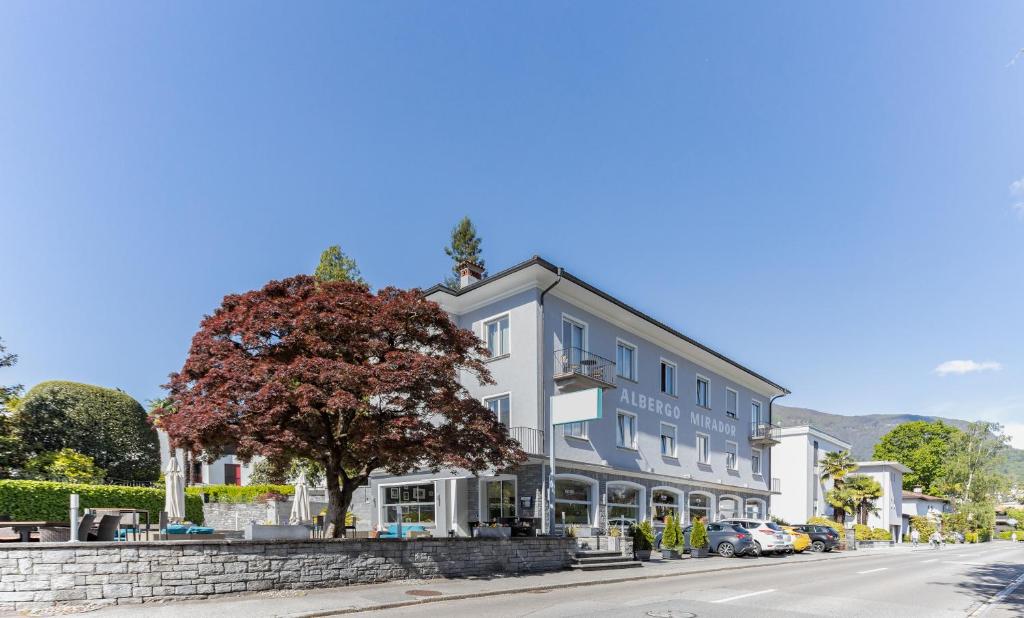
[945,561,1023,606]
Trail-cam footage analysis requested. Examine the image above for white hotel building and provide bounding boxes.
[364,256,790,536]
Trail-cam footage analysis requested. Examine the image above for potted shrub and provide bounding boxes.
[632,520,654,561]
[690,517,710,558]
[660,514,684,559]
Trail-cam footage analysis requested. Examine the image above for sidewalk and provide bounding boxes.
[14,549,880,618]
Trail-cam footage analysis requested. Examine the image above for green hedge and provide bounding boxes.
[185,484,294,504]
[0,480,204,524]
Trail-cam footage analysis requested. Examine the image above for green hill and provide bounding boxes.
[773,405,1024,485]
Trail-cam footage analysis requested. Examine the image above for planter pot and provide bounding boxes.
[690,547,710,558]
[475,527,512,539]
[635,549,652,561]
[606,537,621,551]
[661,548,682,560]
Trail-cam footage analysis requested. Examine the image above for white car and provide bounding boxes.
[720,518,794,555]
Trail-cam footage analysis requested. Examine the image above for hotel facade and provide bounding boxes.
[365,257,789,536]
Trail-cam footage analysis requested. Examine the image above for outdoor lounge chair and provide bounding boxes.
[91,514,120,541]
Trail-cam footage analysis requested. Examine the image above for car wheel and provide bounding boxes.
[718,542,735,558]
[811,540,825,552]
[750,542,763,557]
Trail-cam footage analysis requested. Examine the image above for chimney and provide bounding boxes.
[913,486,924,494]
[458,260,484,288]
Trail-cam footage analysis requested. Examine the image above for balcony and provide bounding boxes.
[509,426,545,456]
[749,421,781,446]
[772,477,782,493]
[552,347,616,392]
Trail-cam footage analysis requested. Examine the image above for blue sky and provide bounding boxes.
[2,3,1023,444]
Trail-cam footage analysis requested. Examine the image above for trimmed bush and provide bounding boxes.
[909,515,936,539]
[631,520,654,551]
[0,479,203,524]
[965,531,979,543]
[870,527,892,541]
[185,484,294,503]
[806,516,844,537]
[661,514,683,550]
[13,381,160,482]
[854,523,872,541]
[690,518,709,549]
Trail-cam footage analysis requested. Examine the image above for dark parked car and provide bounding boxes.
[791,524,840,552]
[681,522,757,557]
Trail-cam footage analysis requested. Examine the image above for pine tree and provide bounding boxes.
[443,217,485,288]
[314,246,365,284]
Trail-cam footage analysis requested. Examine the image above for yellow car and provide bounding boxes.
[782,526,811,552]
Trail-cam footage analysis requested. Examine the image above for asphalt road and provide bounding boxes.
[351,542,1024,618]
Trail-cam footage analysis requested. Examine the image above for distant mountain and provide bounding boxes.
[773,405,1024,485]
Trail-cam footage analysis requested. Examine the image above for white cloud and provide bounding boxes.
[1012,177,1024,196]
[933,360,1003,376]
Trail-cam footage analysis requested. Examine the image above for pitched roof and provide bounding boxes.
[901,490,948,502]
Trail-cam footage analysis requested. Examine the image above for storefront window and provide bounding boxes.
[651,490,679,525]
[745,499,763,519]
[383,483,436,525]
[485,479,516,520]
[606,484,640,525]
[719,497,739,519]
[688,493,710,523]
[555,478,592,525]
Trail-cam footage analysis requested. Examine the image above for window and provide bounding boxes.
[660,360,677,396]
[562,317,585,355]
[383,482,436,525]
[725,441,738,471]
[651,490,680,525]
[190,461,203,484]
[751,400,762,424]
[485,394,510,426]
[696,433,710,464]
[616,340,637,381]
[719,496,740,519]
[688,493,711,523]
[484,315,509,357]
[696,376,709,408]
[617,411,637,449]
[606,484,641,524]
[562,421,588,439]
[484,479,516,520]
[660,423,677,457]
[555,478,593,525]
[751,448,762,475]
[745,499,764,519]
[726,388,738,418]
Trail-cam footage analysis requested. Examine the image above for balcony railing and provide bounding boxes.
[552,347,616,390]
[772,477,782,493]
[749,421,781,446]
[509,426,545,456]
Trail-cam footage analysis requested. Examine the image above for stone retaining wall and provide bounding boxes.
[0,537,575,611]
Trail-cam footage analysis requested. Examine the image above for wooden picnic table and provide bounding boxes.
[5,521,68,542]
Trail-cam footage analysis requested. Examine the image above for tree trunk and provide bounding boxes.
[324,460,347,539]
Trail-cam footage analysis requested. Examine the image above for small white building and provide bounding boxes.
[770,425,852,525]
[853,461,910,541]
[158,431,256,486]
[901,487,952,536]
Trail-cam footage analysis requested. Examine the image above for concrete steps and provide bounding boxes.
[570,549,642,571]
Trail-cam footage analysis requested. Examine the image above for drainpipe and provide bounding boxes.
[767,392,788,515]
[538,268,562,536]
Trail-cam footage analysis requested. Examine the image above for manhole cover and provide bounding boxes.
[405,589,443,597]
[646,611,696,618]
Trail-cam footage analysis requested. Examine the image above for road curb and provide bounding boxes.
[287,550,880,617]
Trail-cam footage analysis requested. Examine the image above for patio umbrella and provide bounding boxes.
[164,457,185,522]
[289,471,311,525]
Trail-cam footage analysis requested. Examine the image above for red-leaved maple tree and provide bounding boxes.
[153,275,525,536]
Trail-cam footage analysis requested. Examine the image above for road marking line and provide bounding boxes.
[857,567,888,574]
[944,561,985,566]
[920,558,939,563]
[968,570,1024,617]
[711,589,776,604]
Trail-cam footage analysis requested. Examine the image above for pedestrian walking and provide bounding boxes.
[929,531,943,549]
[1012,531,1018,544]
[911,528,920,547]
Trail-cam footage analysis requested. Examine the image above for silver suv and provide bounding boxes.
[720,518,793,555]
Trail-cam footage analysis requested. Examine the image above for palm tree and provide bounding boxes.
[843,475,884,525]
[819,450,858,523]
